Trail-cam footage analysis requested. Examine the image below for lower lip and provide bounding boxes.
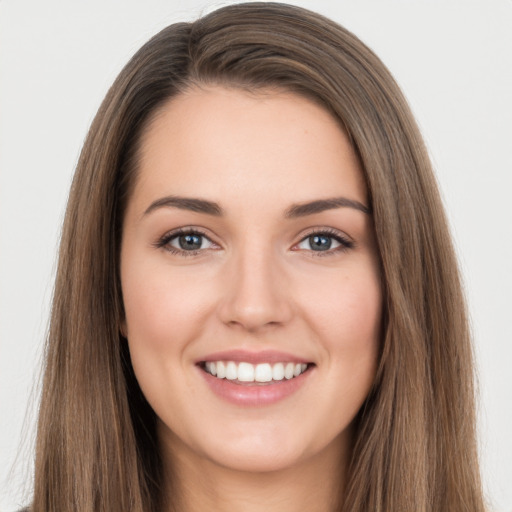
[198,366,313,406]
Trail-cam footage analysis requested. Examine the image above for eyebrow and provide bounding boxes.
[284,197,371,217]
[143,195,370,218]
[143,196,223,217]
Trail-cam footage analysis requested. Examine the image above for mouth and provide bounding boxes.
[196,350,315,405]
[198,360,313,385]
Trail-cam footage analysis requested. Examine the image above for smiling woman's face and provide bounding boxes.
[120,86,382,475]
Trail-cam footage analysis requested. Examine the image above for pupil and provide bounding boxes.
[179,234,202,250]
[310,235,331,251]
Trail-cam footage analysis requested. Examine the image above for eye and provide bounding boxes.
[156,229,218,256]
[294,229,354,255]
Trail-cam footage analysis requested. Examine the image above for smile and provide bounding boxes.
[202,361,310,383]
[197,350,315,405]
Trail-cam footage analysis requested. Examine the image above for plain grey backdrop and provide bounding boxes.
[1,1,511,511]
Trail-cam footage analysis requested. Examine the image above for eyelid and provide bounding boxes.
[153,225,354,257]
[154,227,220,256]
[292,227,355,255]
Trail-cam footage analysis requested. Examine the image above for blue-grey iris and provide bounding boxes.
[179,234,202,250]
[309,235,331,251]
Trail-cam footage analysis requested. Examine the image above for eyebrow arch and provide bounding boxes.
[284,197,371,218]
[143,196,224,217]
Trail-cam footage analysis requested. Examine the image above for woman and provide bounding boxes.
[30,3,485,511]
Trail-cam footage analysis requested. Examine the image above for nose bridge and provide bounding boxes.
[218,235,292,331]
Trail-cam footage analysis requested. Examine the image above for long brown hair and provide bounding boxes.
[32,3,485,511]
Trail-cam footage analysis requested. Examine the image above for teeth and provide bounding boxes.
[206,361,217,376]
[216,361,226,379]
[272,363,284,381]
[238,362,255,382]
[226,361,237,380]
[255,363,272,382]
[203,360,310,382]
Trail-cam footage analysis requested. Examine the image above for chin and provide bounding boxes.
[161,418,312,474]
[206,441,307,474]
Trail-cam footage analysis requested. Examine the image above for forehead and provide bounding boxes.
[132,86,367,214]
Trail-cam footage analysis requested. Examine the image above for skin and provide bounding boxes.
[120,86,382,512]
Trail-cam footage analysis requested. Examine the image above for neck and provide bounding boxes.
[160,430,350,512]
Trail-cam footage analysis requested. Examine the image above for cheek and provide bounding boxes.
[120,260,213,410]
[299,261,382,382]
[122,261,212,348]
[306,265,381,340]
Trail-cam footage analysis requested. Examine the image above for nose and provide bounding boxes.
[217,245,293,332]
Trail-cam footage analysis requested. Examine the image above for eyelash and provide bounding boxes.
[154,227,354,257]
[296,227,354,257]
[154,228,213,257]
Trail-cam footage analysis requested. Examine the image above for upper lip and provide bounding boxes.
[197,349,312,365]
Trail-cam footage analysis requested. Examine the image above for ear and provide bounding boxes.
[119,318,128,339]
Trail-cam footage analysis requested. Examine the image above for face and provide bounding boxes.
[120,86,382,474]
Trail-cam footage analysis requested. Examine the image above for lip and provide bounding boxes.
[196,349,311,365]
[196,350,315,406]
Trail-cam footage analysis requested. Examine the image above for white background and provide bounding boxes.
[1,1,511,511]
